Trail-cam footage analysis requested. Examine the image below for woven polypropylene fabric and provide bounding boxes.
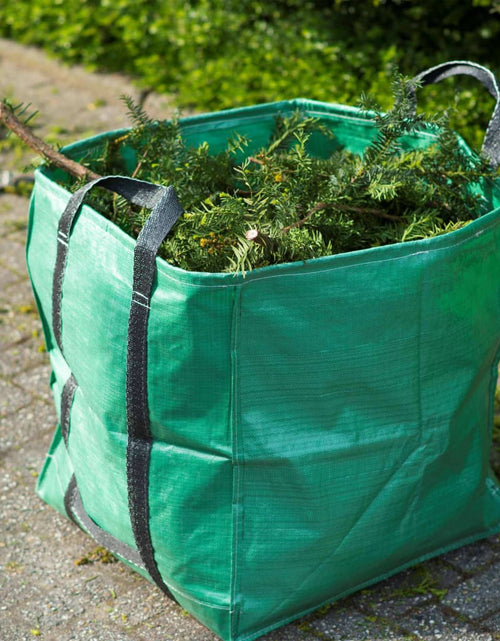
[28,99,500,641]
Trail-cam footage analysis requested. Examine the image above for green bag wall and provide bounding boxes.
[28,62,500,641]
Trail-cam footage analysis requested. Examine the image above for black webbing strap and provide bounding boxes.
[65,475,146,569]
[60,374,77,448]
[61,374,79,526]
[126,186,183,598]
[60,375,147,569]
[410,60,500,169]
[51,175,183,597]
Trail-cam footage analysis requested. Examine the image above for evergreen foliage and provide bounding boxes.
[76,74,498,274]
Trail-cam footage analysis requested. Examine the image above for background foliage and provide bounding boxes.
[1,0,500,147]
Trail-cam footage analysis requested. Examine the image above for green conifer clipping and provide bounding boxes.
[78,74,499,273]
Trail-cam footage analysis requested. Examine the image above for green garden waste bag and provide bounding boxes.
[28,61,500,640]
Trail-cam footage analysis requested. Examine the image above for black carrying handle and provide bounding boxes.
[52,175,183,600]
[52,175,183,352]
[409,60,500,169]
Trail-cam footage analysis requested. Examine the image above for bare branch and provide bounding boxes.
[281,201,401,234]
[0,101,100,181]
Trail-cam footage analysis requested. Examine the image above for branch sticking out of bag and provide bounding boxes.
[0,100,100,182]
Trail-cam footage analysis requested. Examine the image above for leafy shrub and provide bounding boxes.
[1,0,500,147]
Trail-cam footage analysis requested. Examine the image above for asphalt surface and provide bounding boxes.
[1,37,500,641]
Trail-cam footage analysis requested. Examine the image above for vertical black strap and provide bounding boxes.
[126,186,183,598]
[60,374,78,447]
[63,475,79,526]
[61,375,79,525]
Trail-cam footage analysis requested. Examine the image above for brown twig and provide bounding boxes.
[131,148,149,179]
[248,156,265,166]
[281,202,330,233]
[0,101,101,181]
[281,201,401,234]
[337,203,401,221]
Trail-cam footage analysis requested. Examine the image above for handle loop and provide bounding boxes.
[410,60,500,168]
[52,175,182,352]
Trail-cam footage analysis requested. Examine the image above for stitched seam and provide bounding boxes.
[230,285,242,636]
[153,214,500,289]
[131,298,151,310]
[236,525,500,641]
[162,585,231,611]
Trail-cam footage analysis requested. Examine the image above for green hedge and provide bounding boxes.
[1,0,500,149]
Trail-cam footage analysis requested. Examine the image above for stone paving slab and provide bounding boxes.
[352,560,462,619]
[398,603,494,640]
[484,612,500,634]
[1,36,500,641]
[441,538,500,575]
[308,604,412,640]
[0,376,32,417]
[441,562,500,620]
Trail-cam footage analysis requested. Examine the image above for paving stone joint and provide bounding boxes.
[0,37,499,641]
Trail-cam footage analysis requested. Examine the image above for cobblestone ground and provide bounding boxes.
[1,38,500,641]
